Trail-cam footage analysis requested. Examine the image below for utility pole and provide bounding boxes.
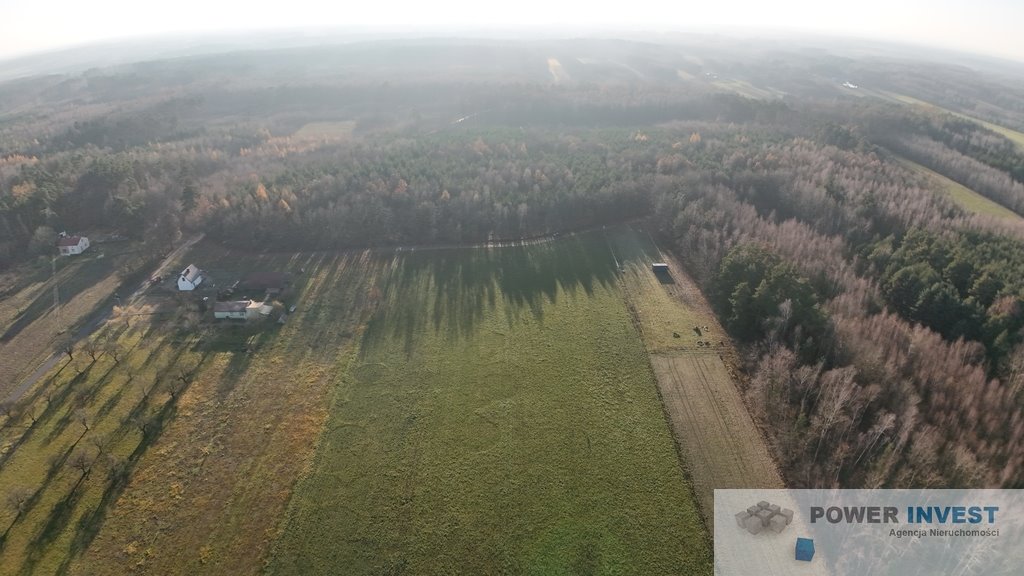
[52,255,65,334]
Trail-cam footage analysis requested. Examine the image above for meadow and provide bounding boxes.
[605,225,784,524]
[267,231,712,575]
[895,156,1022,220]
[0,240,383,575]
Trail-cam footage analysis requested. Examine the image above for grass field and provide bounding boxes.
[895,156,1023,220]
[68,246,384,575]
[1,228,745,574]
[0,240,384,575]
[0,243,147,400]
[290,121,356,141]
[605,226,784,524]
[711,79,783,101]
[547,57,570,83]
[876,90,1024,150]
[268,232,712,575]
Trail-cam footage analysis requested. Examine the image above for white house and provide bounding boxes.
[57,235,90,256]
[213,299,262,320]
[177,264,204,291]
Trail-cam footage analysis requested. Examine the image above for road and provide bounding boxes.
[3,233,204,403]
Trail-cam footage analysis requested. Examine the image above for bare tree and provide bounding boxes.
[89,433,112,458]
[74,408,90,433]
[5,487,33,533]
[58,336,75,361]
[82,340,101,362]
[103,341,124,365]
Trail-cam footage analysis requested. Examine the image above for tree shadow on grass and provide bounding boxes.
[360,229,628,358]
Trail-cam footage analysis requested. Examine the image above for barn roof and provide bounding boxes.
[213,300,252,313]
[180,264,202,282]
[57,235,83,247]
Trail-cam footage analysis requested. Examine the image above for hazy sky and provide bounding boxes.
[2,0,1022,61]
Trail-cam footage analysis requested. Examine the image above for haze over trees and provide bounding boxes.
[2,36,1024,501]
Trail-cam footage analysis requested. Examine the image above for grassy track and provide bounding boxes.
[268,233,711,575]
[895,156,1023,220]
[605,226,784,525]
[878,90,1024,150]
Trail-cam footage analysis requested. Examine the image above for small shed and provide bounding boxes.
[57,234,90,256]
[213,299,262,320]
[177,264,204,291]
[652,262,669,273]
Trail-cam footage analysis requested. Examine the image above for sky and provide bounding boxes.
[1,0,1023,62]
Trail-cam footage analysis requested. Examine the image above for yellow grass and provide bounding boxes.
[606,225,784,524]
[69,248,383,575]
[546,57,569,83]
[290,121,356,141]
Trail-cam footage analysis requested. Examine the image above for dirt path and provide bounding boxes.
[609,226,784,528]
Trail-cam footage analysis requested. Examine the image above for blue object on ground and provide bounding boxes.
[795,537,815,562]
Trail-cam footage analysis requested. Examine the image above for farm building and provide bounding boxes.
[57,234,90,256]
[652,262,669,273]
[177,264,204,291]
[239,271,293,295]
[213,299,262,320]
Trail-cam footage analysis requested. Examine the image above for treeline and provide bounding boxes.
[205,132,660,248]
[652,131,1024,488]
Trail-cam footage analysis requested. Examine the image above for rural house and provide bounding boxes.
[213,299,262,320]
[177,264,204,291]
[57,234,90,256]
[652,262,669,273]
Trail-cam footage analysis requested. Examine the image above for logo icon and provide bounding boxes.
[735,500,793,534]
[795,537,815,562]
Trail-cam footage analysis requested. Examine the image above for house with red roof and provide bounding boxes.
[57,234,90,256]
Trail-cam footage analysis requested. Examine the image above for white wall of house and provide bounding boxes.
[59,237,89,256]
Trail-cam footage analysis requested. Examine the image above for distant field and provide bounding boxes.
[268,232,712,575]
[711,79,782,100]
[605,226,784,524]
[896,156,1023,220]
[291,120,356,141]
[877,90,1024,150]
[547,57,569,83]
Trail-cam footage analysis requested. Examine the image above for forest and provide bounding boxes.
[2,37,1024,494]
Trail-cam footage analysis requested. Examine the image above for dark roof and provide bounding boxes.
[57,235,83,247]
[213,300,251,313]
[239,271,292,290]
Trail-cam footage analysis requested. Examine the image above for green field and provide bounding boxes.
[291,121,357,140]
[268,232,712,575]
[877,90,1024,150]
[896,156,1023,220]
